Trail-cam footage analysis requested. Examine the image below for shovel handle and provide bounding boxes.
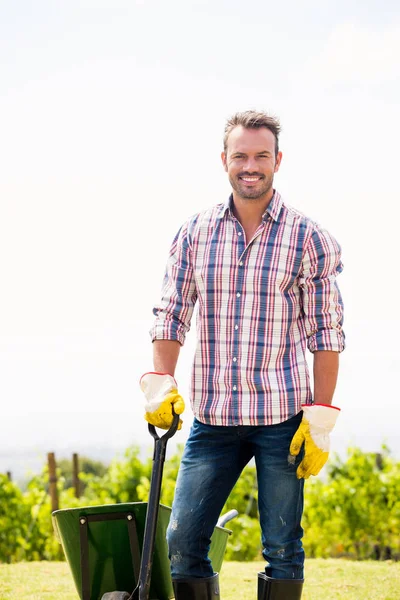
[148,410,180,442]
[135,409,179,600]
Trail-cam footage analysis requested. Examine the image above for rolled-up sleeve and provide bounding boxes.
[299,225,345,353]
[150,222,197,346]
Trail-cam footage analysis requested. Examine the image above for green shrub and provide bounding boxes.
[0,474,29,562]
[302,447,400,560]
[1,445,400,563]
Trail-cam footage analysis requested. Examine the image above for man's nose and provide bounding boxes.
[243,156,259,172]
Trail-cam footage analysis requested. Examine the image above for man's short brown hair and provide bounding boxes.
[223,110,281,156]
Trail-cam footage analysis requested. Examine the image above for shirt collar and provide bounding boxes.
[264,191,283,222]
[219,190,283,223]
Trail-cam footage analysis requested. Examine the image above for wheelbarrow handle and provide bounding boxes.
[147,410,180,442]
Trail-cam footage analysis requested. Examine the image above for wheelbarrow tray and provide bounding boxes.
[52,501,231,600]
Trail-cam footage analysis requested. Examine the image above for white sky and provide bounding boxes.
[1,1,399,477]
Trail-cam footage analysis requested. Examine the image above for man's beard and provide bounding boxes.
[229,172,274,200]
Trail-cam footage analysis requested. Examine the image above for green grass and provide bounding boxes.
[0,559,399,599]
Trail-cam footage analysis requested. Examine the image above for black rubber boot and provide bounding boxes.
[173,573,220,599]
[258,571,303,599]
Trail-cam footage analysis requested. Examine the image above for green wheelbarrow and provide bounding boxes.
[52,414,238,600]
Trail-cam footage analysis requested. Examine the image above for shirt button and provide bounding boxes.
[233,357,237,362]
[239,261,243,266]
[236,293,241,298]
[238,232,242,236]
[233,386,237,391]
[235,324,238,330]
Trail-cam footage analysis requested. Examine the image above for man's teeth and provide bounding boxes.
[241,177,260,181]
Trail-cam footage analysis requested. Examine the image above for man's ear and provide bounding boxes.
[274,151,283,173]
[221,151,228,172]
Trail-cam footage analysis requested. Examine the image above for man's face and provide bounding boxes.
[221,126,282,201]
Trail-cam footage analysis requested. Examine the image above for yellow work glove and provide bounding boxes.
[140,372,185,430]
[289,404,340,479]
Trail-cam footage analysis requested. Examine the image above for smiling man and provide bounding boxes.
[224,124,281,199]
[140,111,345,599]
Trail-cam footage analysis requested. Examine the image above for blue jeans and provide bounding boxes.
[166,412,305,580]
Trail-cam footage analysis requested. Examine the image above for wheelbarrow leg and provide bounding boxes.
[172,573,220,599]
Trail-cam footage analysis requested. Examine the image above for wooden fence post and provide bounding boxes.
[47,452,59,512]
[73,453,80,498]
[375,453,383,471]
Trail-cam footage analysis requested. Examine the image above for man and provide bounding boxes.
[140,111,345,600]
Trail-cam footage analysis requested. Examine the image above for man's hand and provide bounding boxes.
[140,372,185,430]
[289,404,340,479]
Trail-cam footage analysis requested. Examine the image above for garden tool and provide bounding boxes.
[121,412,180,600]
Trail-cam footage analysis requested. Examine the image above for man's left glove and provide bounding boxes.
[289,404,340,479]
[140,372,185,430]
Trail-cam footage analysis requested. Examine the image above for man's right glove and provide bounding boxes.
[289,404,340,479]
[139,372,185,430]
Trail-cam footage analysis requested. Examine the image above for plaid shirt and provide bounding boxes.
[151,191,345,426]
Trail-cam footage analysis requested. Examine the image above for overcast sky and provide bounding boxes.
[1,1,399,477]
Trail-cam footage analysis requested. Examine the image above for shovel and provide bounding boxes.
[101,412,180,600]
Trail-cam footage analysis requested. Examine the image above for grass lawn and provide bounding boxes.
[0,559,399,599]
